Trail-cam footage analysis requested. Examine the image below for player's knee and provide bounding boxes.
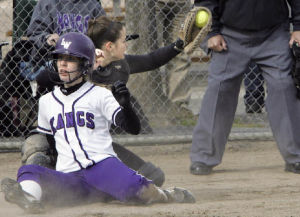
[17,164,43,182]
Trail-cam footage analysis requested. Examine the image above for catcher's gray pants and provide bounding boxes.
[190,22,300,167]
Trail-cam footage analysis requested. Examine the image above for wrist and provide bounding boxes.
[174,38,184,52]
[120,99,132,110]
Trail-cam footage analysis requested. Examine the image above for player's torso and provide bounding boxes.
[41,82,118,172]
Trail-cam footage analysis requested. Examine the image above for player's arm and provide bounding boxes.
[112,81,141,135]
[27,0,54,48]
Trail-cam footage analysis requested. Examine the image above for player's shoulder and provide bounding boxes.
[89,82,112,95]
[39,92,53,107]
[39,90,53,101]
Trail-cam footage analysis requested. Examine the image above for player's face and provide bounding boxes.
[57,54,82,84]
[111,27,127,60]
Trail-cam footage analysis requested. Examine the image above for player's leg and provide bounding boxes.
[1,165,49,213]
[138,184,196,204]
[1,177,43,214]
[84,157,195,204]
[22,134,165,187]
[1,164,111,213]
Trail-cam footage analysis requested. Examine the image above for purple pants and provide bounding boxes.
[17,157,151,204]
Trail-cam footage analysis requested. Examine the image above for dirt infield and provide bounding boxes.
[0,140,300,217]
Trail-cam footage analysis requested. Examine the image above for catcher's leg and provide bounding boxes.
[112,142,165,187]
[21,132,56,168]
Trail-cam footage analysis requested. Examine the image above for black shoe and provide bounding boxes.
[190,162,212,175]
[1,178,44,214]
[245,103,262,114]
[285,162,300,174]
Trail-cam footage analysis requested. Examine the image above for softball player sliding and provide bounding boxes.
[1,32,195,214]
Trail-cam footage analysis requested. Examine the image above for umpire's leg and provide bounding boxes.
[190,27,250,168]
[255,24,300,165]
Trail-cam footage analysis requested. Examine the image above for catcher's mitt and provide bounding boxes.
[178,6,212,54]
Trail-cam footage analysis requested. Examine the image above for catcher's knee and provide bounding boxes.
[21,133,55,168]
[138,162,165,187]
[26,152,53,168]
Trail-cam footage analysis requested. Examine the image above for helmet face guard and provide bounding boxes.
[47,32,95,84]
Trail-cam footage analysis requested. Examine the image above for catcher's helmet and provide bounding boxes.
[48,32,95,84]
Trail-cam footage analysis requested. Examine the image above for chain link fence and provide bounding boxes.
[0,0,271,148]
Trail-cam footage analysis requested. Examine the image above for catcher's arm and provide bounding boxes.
[111,81,141,135]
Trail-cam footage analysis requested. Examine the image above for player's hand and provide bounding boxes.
[207,35,227,52]
[289,31,300,48]
[111,80,130,108]
[94,49,105,69]
[46,33,59,46]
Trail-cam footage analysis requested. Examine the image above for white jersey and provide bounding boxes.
[37,81,121,173]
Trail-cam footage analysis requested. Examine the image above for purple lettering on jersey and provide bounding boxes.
[50,117,57,135]
[57,13,88,35]
[84,15,90,34]
[77,111,85,127]
[63,14,70,30]
[69,13,76,30]
[65,112,75,128]
[57,13,64,35]
[86,112,95,129]
[75,15,83,33]
[56,114,65,130]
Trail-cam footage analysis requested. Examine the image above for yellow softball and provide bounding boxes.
[195,10,209,28]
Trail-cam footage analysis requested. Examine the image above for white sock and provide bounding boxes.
[20,180,42,202]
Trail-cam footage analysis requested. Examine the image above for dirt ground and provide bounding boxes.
[0,140,300,217]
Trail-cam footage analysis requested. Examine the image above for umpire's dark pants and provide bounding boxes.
[190,22,300,166]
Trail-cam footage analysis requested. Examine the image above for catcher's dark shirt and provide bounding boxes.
[195,0,300,37]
